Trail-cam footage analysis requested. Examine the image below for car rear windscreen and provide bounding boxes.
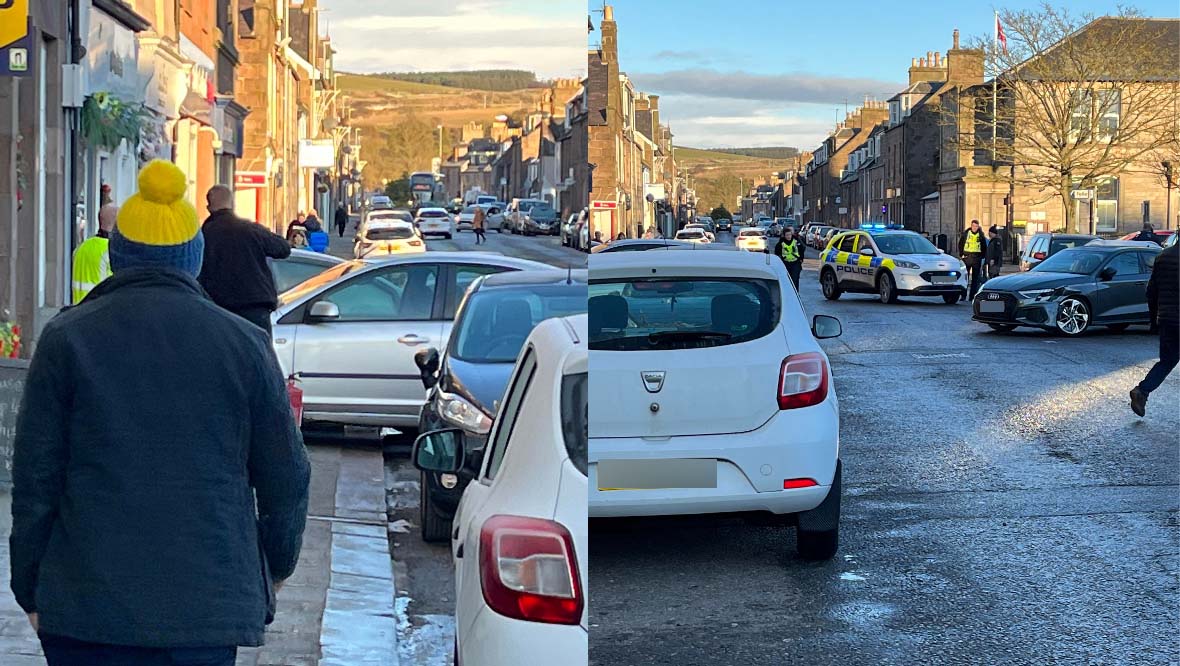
[588,278,781,351]
[1049,238,1091,254]
[420,211,447,218]
[562,372,588,475]
[452,284,588,363]
[366,227,415,241]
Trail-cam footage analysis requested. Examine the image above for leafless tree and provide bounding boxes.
[957,4,1179,233]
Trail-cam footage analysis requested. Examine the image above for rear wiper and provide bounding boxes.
[648,330,732,343]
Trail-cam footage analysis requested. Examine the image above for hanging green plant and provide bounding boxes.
[81,93,148,151]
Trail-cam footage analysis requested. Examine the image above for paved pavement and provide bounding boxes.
[588,247,1179,665]
[0,441,397,666]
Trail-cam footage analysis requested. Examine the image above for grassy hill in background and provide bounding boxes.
[675,145,803,214]
[367,70,543,92]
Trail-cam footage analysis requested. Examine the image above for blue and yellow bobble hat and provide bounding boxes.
[110,160,204,277]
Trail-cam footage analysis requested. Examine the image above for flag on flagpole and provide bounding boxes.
[995,12,1008,54]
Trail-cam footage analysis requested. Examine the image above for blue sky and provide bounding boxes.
[323,0,585,79]
[599,0,1179,149]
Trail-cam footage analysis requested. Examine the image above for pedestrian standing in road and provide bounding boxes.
[198,185,292,337]
[472,204,487,245]
[960,219,988,300]
[10,160,310,666]
[1130,241,1179,417]
[1132,222,1161,245]
[773,226,805,291]
[986,226,1004,281]
[334,205,348,238]
[71,204,117,304]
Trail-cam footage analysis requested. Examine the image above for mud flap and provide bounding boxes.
[796,459,841,533]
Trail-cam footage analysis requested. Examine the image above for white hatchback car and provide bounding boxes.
[413,314,587,665]
[588,250,844,559]
[353,220,424,259]
[416,207,455,239]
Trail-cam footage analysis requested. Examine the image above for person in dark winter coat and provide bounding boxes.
[334,205,348,237]
[773,226,805,290]
[1132,223,1162,245]
[986,226,1004,280]
[1130,242,1179,416]
[199,185,292,336]
[285,212,307,242]
[303,209,322,233]
[10,160,310,666]
[959,219,988,299]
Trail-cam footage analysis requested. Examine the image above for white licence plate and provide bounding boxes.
[979,300,1006,313]
[930,275,956,284]
[598,459,717,491]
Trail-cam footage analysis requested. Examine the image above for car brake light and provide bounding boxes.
[778,352,829,409]
[1033,252,1046,260]
[784,478,818,489]
[480,515,583,625]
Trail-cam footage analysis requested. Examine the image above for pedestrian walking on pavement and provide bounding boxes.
[472,204,487,244]
[198,184,292,336]
[1132,222,1162,245]
[71,204,117,304]
[986,225,1004,281]
[960,219,988,300]
[334,205,348,237]
[773,226,805,291]
[10,160,310,666]
[1130,241,1179,416]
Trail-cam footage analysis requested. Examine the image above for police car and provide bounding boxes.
[819,224,968,304]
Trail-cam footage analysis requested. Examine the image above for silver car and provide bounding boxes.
[272,252,551,428]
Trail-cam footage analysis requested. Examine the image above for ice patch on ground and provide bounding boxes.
[395,596,454,666]
[839,572,866,581]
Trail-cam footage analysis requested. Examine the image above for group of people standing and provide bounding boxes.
[959,219,1005,300]
[21,160,310,665]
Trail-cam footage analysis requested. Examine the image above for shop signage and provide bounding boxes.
[235,172,267,187]
[591,200,618,209]
[298,139,335,168]
[0,0,30,78]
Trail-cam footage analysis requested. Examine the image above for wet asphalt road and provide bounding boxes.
[588,243,1179,665]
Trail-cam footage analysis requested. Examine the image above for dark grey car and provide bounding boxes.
[973,243,1160,335]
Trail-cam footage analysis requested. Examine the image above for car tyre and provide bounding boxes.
[1055,297,1091,336]
[821,268,842,300]
[877,272,898,304]
[796,460,841,561]
[942,293,959,305]
[420,475,452,543]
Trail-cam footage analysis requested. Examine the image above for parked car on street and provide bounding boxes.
[414,270,588,542]
[415,207,455,239]
[413,313,588,666]
[271,253,551,429]
[270,249,344,295]
[523,202,560,236]
[1019,233,1099,271]
[561,210,586,247]
[505,198,547,234]
[973,241,1161,335]
[353,220,425,259]
[588,250,844,560]
[807,225,832,249]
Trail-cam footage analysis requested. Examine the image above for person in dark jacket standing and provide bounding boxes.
[199,185,291,336]
[773,226,805,290]
[10,160,310,666]
[986,226,1004,280]
[334,205,348,237]
[1130,242,1179,416]
[1132,223,1162,245]
[304,209,322,233]
[960,219,988,299]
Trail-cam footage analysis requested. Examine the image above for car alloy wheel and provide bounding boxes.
[1055,297,1090,336]
[878,273,897,304]
[821,270,841,300]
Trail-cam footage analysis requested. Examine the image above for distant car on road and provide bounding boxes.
[505,198,547,234]
[271,253,551,430]
[684,224,716,242]
[353,220,424,259]
[674,228,711,244]
[368,194,393,209]
[974,242,1161,335]
[456,205,480,232]
[715,218,732,232]
[591,239,692,253]
[414,270,588,542]
[414,313,588,666]
[588,250,844,560]
[270,249,344,295]
[561,210,586,247]
[523,202,559,236]
[415,207,455,239]
[479,203,505,232]
[1019,233,1099,271]
[735,226,768,252]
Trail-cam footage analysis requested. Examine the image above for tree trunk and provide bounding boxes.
[1060,175,1075,233]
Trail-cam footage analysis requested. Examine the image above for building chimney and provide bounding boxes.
[912,57,918,67]
[919,58,926,67]
[953,29,960,50]
[934,52,941,67]
[604,4,613,21]
[927,51,934,66]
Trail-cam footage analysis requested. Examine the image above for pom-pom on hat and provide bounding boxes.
[110,160,205,277]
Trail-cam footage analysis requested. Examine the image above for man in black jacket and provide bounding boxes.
[773,226,805,290]
[986,226,1004,280]
[1131,241,1179,416]
[11,160,309,666]
[334,205,348,237]
[1132,223,1161,245]
[959,219,988,299]
[199,185,292,335]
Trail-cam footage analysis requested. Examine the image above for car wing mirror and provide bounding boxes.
[859,247,875,256]
[812,314,843,339]
[1098,266,1117,281]
[307,300,340,322]
[414,347,441,389]
[412,429,465,474]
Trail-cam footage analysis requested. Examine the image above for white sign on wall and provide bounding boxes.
[299,139,335,168]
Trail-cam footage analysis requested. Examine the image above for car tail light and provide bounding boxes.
[784,478,818,489]
[1033,252,1046,260]
[480,515,583,625]
[778,352,829,409]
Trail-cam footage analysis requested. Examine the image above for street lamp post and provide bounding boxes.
[1164,161,1174,230]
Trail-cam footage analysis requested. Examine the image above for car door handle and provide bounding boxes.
[397,335,429,346]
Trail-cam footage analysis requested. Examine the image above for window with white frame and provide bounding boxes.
[1070,89,1120,141]
[1095,177,1118,231]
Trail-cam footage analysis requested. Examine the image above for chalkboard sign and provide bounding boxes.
[0,359,29,487]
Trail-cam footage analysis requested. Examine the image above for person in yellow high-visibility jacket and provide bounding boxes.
[72,204,117,304]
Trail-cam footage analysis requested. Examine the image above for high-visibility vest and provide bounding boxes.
[964,231,983,254]
[780,239,801,263]
[72,236,111,304]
